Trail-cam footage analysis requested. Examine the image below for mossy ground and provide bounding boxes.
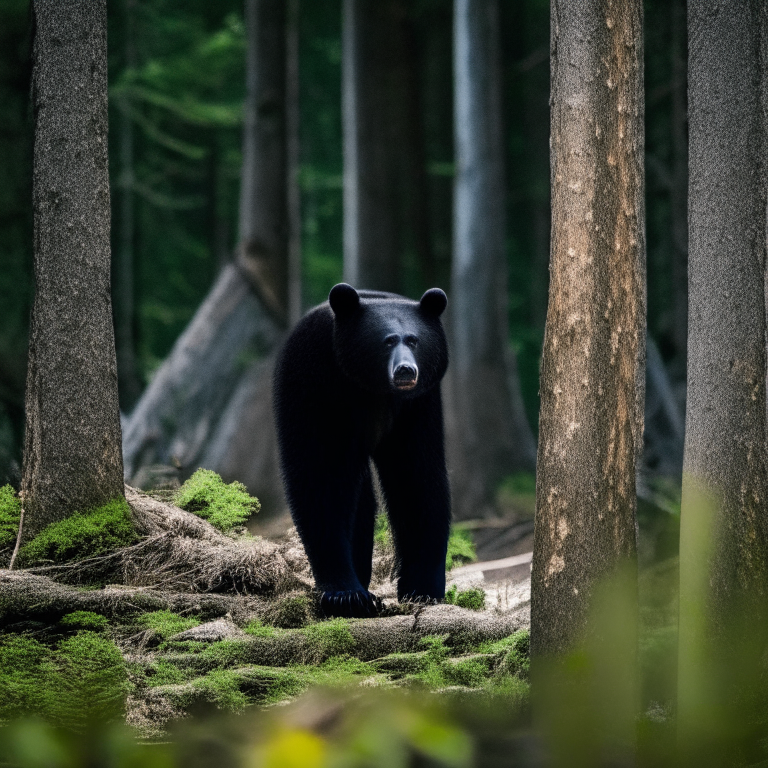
[0,475,528,735]
[20,497,137,564]
[174,468,260,532]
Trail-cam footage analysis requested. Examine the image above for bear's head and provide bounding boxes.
[329,283,449,397]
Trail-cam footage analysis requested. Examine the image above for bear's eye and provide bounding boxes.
[404,335,418,348]
[384,335,398,348]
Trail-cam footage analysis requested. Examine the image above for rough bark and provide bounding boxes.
[531,0,645,657]
[449,0,536,521]
[238,0,289,325]
[23,0,125,539]
[678,0,768,750]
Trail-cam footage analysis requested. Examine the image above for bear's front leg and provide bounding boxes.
[374,392,451,602]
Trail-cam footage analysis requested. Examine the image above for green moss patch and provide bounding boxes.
[0,484,21,550]
[444,586,486,611]
[59,611,109,632]
[0,632,128,727]
[20,497,137,564]
[137,611,200,639]
[301,619,356,661]
[174,468,260,532]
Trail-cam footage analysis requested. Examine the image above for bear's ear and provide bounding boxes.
[329,283,360,316]
[419,288,447,317]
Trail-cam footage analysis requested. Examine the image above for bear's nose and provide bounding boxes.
[393,363,418,390]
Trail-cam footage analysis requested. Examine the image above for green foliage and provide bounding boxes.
[146,660,189,688]
[137,611,200,639]
[444,585,486,611]
[174,468,259,531]
[20,498,137,564]
[0,483,20,549]
[374,511,391,548]
[445,528,476,570]
[0,632,128,727]
[59,611,109,632]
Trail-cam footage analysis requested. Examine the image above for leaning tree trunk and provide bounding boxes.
[450,0,536,521]
[123,0,295,512]
[677,2,768,756]
[23,0,125,539]
[531,0,645,656]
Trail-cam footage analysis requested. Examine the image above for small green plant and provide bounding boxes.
[0,484,20,550]
[136,611,200,639]
[446,528,476,570]
[174,468,260,532]
[59,611,109,632]
[20,498,137,564]
[444,585,486,611]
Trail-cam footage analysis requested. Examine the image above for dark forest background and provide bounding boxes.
[0,0,686,488]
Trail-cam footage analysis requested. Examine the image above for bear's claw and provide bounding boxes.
[320,589,382,619]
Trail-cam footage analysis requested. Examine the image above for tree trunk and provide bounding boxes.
[449,0,536,521]
[669,0,688,373]
[124,0,297,508]
[121,265,280,486]
[531,0,645,657]
[23,0,125,538]
[286,0,302,326]
[342,0,403,292]
[677,1,768,754]
[113,0,142,413]
[238,0,289,325]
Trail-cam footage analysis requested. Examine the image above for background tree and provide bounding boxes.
[238,0,289,324]
[531,0,645,656]
[677,0,768,755]
[112,0,143,412]
[22,0,124,538]
[449,0,536,521]
[122,0,293,512]
[341,0,431,293]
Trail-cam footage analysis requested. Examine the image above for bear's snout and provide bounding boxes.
[392,363,418,390]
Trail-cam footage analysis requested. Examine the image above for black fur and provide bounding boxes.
[273,284,451,618]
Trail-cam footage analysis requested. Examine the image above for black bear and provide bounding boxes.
[273,283,451,618]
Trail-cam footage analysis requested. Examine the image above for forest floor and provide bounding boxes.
[0,481,534,739]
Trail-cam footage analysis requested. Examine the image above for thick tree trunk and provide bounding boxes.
[678,1,768,753]
[23,0,125,539]
[450,0,536,521]
[238,0,289,325]
[531,0,645,657]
